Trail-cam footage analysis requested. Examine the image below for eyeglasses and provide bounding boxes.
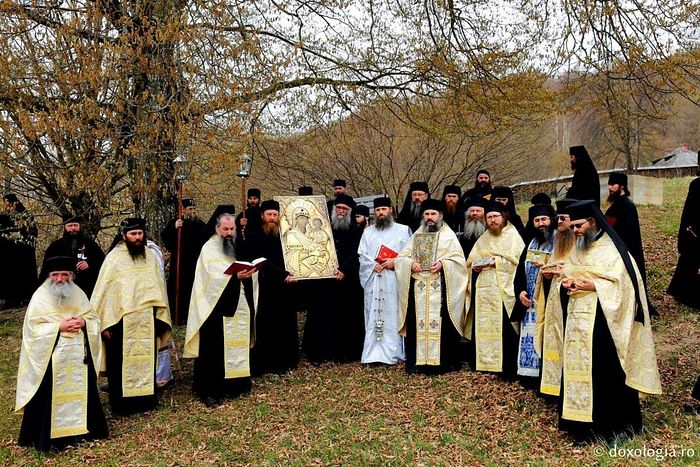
[485,213,503,221]
[570,219,591,230]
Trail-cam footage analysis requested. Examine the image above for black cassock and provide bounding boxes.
[465,270,519,379]
[668,177,700,310]
[605,196,657,314]
[19,334,108,451]
[443,208,465,235]
[193,276,255,401]
[161,216,206,325]
[302,225,364,363]
[39,234,105,298]
[0,212,37,305]
[566,154,600,205]
[558,290,642,442]
[104,314,169,415]
[242,231,299,376]
[404,272,462,375]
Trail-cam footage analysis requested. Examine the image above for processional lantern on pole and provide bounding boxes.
[173,152,188,326]
[237,151,253,240]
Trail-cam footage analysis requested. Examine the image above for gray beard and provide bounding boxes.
[421,219,443,233]
[223,236,236,257]
[575,228,597,251]
[410,202,422,219]
[49,281,73,304]
[463,219,486,240]
[331,211,351,230]
[375,214,394,231]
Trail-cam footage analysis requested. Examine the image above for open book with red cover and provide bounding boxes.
[375,245,399,263]
[224,257,267,275]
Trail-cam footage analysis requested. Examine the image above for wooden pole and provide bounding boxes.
[175,180,183,325]
[240,177,247,240]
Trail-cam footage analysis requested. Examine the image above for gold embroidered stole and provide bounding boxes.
[51,333,88,438]
[538,274,564,396]
[412,272,443,365]
[561,290,597,422]
[223,283,252,378]
[122,309,155,397]
[474,267,504,372]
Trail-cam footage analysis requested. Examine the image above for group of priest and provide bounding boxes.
[12,144,698,451]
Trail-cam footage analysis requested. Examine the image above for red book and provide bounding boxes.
[224,257,267,275]
[375,245,399,263]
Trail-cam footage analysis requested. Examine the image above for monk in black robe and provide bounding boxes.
[566,145,600,205]
[302,194,364,363]
[604,172,657,315]
[243,200,300,375]
[40,215,105,298]
[458,197,487,258]
[668,175,700,310]
[161,198,206,325]
[460,169,493,207]
[397,181,430,233]
[2,194,38,306]
[442,185,465,234]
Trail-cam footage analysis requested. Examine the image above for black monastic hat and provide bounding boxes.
[442,185,462,198]
[298,186,313,195]
[44,255,76,273]
[409,181,429,193]
[333,193,355,208]
[260,200,280,212]
[464,197,487,209]
[373,197,391,209]
[608,172,628,186]
[61,213,84,224]
[531,192,552,206]
[555,198,578,215]
[476,169,490,177]
[247,188,261,198]
[181,198,195,208]
[528,204,555,220]
[332,179,347,187]
[121,217,146,233]
[420,198,444,214]
[356,205,370,217]
[485,200,506,214]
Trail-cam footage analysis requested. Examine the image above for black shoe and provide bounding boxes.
[203,396,221,408]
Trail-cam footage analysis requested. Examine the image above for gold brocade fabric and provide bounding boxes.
[396,225,468,344]
[412,272,443,365]
[464,224,524,372]
[91,241,171,367]
[184,235,259,359]
[223,285,252,378]
[537,273,565,396]
[560,233,662,422]
[122,309,155,397]
[51,335,88,438]
[536,245,571,397]
[15,281,100,417]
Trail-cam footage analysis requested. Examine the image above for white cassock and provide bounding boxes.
[358,221,413,364]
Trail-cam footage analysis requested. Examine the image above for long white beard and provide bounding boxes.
[223,236,236,257]
[331,211,351,230]
[463,219,486,240]
[49,281,73,304]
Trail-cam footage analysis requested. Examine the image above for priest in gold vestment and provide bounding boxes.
[184,210,258,408]
[559,200,661,443]
[464,201,525,378]
[535,199,577,397]
[16,256,107,451]
[395,199,468,374]
[91,218,171,415]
